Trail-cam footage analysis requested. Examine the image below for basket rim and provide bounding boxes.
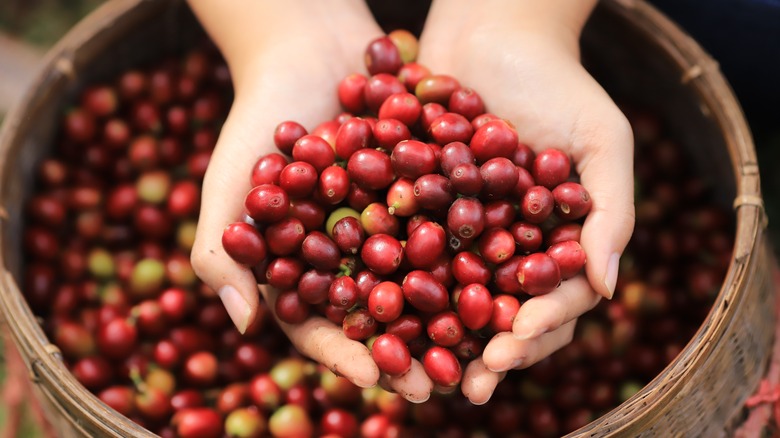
[568,0,764,436]
[0,0,166,436]
[0,0,765,436]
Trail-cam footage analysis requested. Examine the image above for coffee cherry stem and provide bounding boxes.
[387,202,400,216]
[129,366,147,393]
[338,264,353,278]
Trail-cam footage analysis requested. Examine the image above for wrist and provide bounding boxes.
[188,0,380,87]
[424,0,597,58]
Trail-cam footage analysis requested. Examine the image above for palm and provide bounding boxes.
[417,25,634,403]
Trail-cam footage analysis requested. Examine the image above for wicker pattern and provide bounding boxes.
[0,0,772,437]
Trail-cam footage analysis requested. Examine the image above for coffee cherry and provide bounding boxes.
[264,258,305,292]
[371,333,412,376]
[332,216,366,255]
[274,290,310,324]
[415,75,460,105]
[429,112,474,145]
[379,93,422,127]
[361,234,403,275]
[251,153,288,186]
[372,118,411,150]
[427,311,464,347]
[343,309,377,341]
[470,120,518,163]
[329,276,359,309]
[419,102,447,131]
[449,87,485,121]
[440,141,475,177]
[489,295,521,333]
[297,270,337,305]
[173,408,223,438]
[422,347,461,387]
[457,284,493,330]
[449,163,483,196]
[546,240,586,279]
[385,315,423,343]
[365,36,403,76]
[347,149,394,191]
[222,223,267,266]
[413,174,454,211]
[224,407,266,438]
[483,201,516,230]
[478,228,516,265]
[391,140,437,180]
[364,73,406,113]
[360,203,400,236]
[493,256,525,295]
[402,271,448,313]
[321,408,360,438]
[532,148,571,189]
[386,178,420,217]
[447,197,485,240]
[368,282,404,323]
[292,135,336,173]
[97,318,137,360]
[397,62,430,92]
[553,182,592,220]
[245,184,289,224]
[521,186,554,224]
[264,217,306,256]
[517,253,562,296]
[338,74,368,114]
[301,231,341,271]
[510,221,543,253]
[451,251,492,285]
[404,222,446,269]
[335,118,372,160]
[279,161,317,199]
[480,157,519,200]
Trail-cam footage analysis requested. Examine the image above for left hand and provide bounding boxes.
[414,0,635,404]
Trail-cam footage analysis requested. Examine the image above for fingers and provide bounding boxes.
[573,108,635,299]
[261,286,380,389]
[379,359,433,403]
[461,358,506,405]
[191,102,266,334]
[482,320,577,373]
[513,275,600,340]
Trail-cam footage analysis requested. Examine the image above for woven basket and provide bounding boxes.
[0,0,771,436]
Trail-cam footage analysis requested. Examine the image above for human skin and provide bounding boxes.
[416,0,635,404]
[188,0,635,404]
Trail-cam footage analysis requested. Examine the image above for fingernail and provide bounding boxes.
[489,358,523,373]
[604,252,620,300]
[470,396,490,406]
[409,393,430,404]
[513,325,545,341]
[218,285,252,334]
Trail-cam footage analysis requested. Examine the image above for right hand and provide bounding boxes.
[188,1,435,401]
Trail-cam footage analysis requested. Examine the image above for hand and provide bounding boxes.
[187,1,438,398]
[418,0,635,404]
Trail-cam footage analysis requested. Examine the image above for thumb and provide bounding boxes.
[573,111,635,300]
[191,98,268,334]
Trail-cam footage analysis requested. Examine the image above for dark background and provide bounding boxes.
[0,1,776,435]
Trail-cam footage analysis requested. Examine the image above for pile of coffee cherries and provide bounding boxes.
[21,29,733,438]
[222,31,592,386]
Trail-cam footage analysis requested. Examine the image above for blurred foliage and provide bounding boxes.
[0,0,105,48]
